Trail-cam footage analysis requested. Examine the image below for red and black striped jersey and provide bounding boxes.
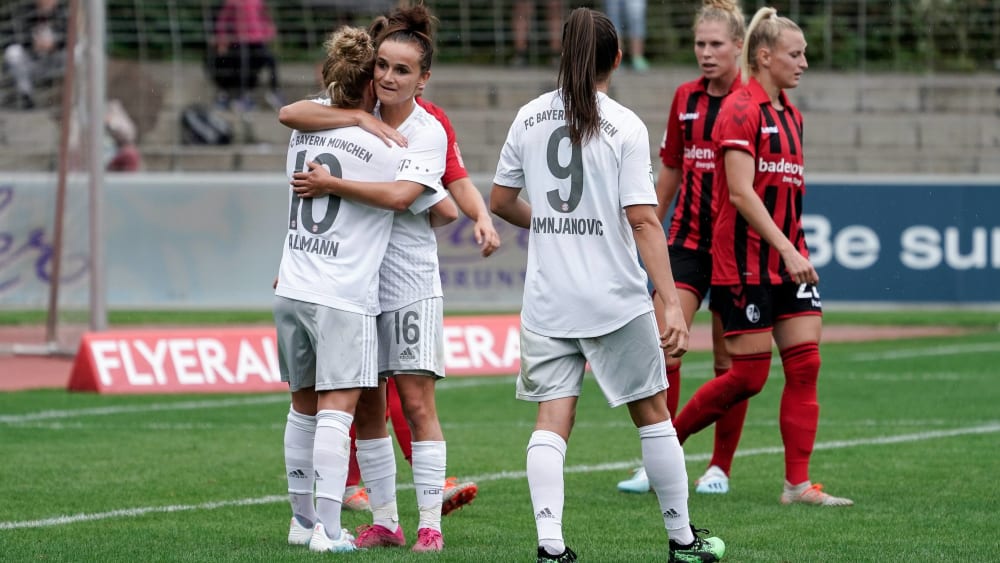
[711,77,808,286]
[659,77,741,253]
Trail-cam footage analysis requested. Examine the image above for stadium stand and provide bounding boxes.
[0,0,997,174]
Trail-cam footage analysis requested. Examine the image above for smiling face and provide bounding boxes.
[694,19,741,81]
[373,39,429,108]
[762,29,808,90]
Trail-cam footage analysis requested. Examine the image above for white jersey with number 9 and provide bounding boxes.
[494,90,657,338]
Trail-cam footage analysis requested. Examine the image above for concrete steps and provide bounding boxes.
[1,61,997,175]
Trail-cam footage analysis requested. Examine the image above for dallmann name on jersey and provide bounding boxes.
[532,216,605,236]
[522,110,620,138]
[288,134,374,163]
[288,233,340,257]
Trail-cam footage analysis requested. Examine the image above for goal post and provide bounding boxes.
[0,0,106,357]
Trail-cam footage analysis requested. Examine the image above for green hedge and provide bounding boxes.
[102,0,999,71]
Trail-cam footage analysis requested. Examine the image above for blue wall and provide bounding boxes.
[1,173,997,310]
[803,177,999,303]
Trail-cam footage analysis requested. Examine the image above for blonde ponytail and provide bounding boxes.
[741,6,802,83]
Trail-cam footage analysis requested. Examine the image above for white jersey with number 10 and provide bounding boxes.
[276,114,403,316]
[494,90,657,338]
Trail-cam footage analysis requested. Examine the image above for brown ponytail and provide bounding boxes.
[558,8,618,145]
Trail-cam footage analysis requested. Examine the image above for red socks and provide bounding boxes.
[386,379,413,464]
[665,364,681,417]
[347,424,361,487]
[779,342,821,485]
[674,352,772,443]
[672,341,821,483]
[710,367,749,475]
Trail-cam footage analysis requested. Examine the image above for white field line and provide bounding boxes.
[839,372,970,381]
[7,339,988,426]
[0,396,289,424]
[0,377,512,425]
[2,423,997,531]
[848,342,1000,361]
[669,341,1000,378]
[13,417,998,431]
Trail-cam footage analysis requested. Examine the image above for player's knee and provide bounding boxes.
[780,342,821,386]
[730,354,772,397]
[402,401,437,430]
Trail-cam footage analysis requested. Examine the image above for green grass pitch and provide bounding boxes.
[1,325,998,561]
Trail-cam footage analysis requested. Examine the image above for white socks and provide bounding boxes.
[284,407,317,528]
[639,420,694,545]
[357,437,399,531]
[313,409,353,539]
[527,430,567,556]
[412,441,447,532]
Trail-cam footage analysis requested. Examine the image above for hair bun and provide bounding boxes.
[326,27,373,66]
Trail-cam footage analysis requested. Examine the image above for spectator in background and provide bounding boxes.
[603,0,648,72]
[510,0,564,67]
[104,99,142,172]
[209,0,283,111]
[1,0,68,110]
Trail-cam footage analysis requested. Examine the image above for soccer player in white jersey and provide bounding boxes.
[490,8,727,563]
[275,26,453,554]
[288,5,456,553]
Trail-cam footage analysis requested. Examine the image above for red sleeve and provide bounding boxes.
[416,98,469,185]
[659,87,685,169]
[715,90,758,159]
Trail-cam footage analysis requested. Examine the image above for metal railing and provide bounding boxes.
[1,0,997,174]
[87,0,1000,71]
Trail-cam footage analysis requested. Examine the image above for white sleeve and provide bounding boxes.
[618,120,657,208]
[492,115,525,188]
[408,181,448,215]
[395,124,447,193]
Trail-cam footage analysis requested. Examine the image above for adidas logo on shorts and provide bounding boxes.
[399,347,416,362]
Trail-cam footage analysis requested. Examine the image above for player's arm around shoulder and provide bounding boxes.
[278,100,407,147]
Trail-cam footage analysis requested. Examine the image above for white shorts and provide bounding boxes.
[273,296,379,392]
[377,297,445,378]
[517,311,666,408]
